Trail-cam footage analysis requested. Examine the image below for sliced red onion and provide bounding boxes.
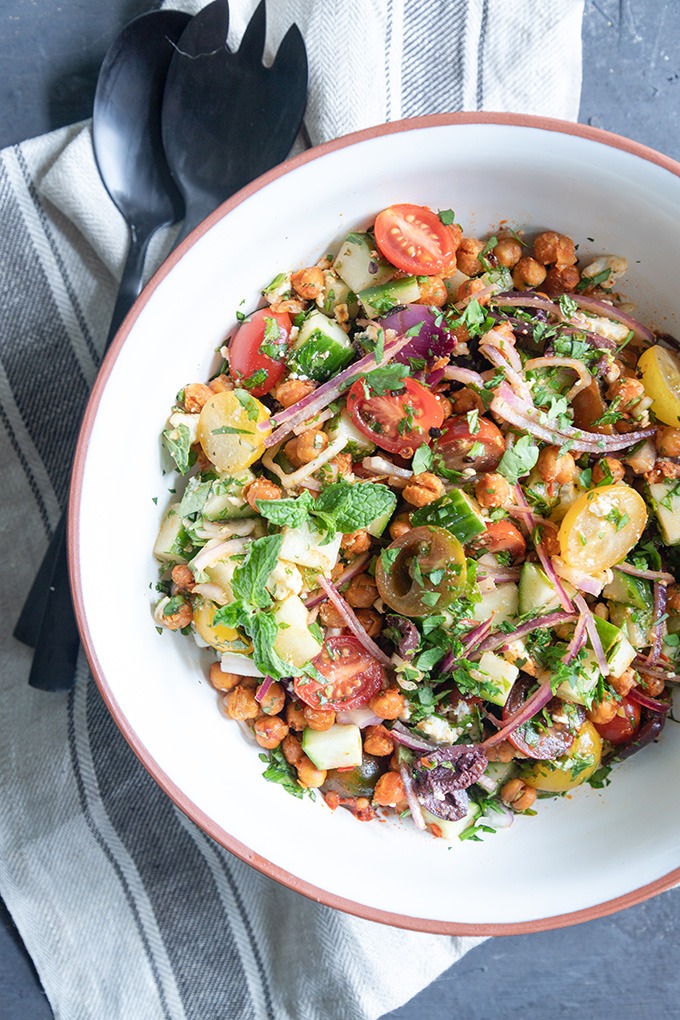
[492,382,656,453]
[384,615,420,659]
[558,325,618,351]
[390,720,439,751]
[479,800,514,829]
[563,613,588,663]
[476,609,577,655]
[491,292,561,316]
[552,557,603,597]
[574,593,609,676]
[633,656,680,682]
[443,365,485,387]
[523,355,592,401]
[264,332,412,445]
[481,679,553,748]
[646,580,667,667]
[317,575,392,667]
[481,326,524,372]
[476,567,522,583]
[480,342,533,401]
[335,706,382,727]
[461,618,493,654]
[377,304,457,365]
[614,563,676,585]
[304,553,371,608]
[361,455,413,480]
[627,688,671,713]
[513,485,574,612]
[398,762,427,830]
[254,676,274,704]
[566,293,654,344]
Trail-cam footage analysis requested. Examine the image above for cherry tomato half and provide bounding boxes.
[375,525,467,617]
[294,636,385,710]
[374,204,460,276]
[438,415,506,473]
[470,521,527,561]
[228,307,292,397]
[346,377,444,456]
[503,679,582,760]
[594,696,641,745]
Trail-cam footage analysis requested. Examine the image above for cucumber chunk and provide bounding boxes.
[608,602,652,649]
[318,270,358,320]
[302,724,362,771]
[332,231,395,293]
[471,651,519,707]
[602,568,652,610]
[592,615,636,678]
[358,276,421,318]
[421,803,482,841]
[153,504,193,563]
[475,761,517,796]
[649,480,680,545]
[288,310,354,381]
[327,408,376,457]
[518,562,562,615]
[472,583,519,628]
[411,490,486,543]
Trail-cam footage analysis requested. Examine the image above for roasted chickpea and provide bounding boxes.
[533,230,577,266]
[245,477,282,511]
[493,236,523,268]
[373,771,407,807]
[512,256,547,290]
[256,681,286,716]
[183,382,214,413]
[610,667,637,697]
[592,457,626,485]
[340,530,372,557]
[224,684,260,720]
[254,716,289,749]
[475,472,513,509]
[160,601,192,631]
[449,387,484,414]
[209,663,241,692]
[291,266,325,300]
[455,237,486,276]
[639,672,665,697]
[667,585,680,613]
[294,428,329,465]
[500,778,537,812]
[171,563,195,592]
[318,600,346,628]
[282,733,304,767]
[586,696,618,726]
[354,608,382,638]
[537,446,577,485]
[363,724,395,756]
[485,740,516,763]
[285,701,307,731]
[402,471,444,507]
[274,378,316,408]
[208,374,233,394]
[369,687,406,721]
[389,513,412,540]
[544,265,580,295]
[456,277,491,305]
[297,756,327,789]
[416,275,448,306]
[435,393,453,419]
[345,573,379,609]
[303,705,336,732]
[656,426,680,458]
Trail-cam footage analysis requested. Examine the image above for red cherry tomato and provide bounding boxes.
[503,679,579,760]
[346,377,444,456]
[594,696,641,745]
[228,307,292,397]
[294,636,385,710]
[471,521,527,560]
[374,204,459,276]
[438,415,506,473]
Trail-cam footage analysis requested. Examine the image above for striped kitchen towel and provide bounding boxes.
[0,1,584,1018]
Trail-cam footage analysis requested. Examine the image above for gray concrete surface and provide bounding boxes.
[2,1,680,1017]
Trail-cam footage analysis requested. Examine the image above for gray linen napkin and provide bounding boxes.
[0,2,584,1017]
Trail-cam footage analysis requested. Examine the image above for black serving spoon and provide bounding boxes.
[162,0,308,245]
[15,9,191,690]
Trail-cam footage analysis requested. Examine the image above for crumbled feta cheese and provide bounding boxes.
[168,411,200,444]
[266,559,304,601]
[416,715,461,745]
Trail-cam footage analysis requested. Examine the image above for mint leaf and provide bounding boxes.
[241,368,268,391]
[361,364,409,396]
[234,388,261,421]
[256,490,315,528]
[438,209,456,225]
[497,435,539,483]
[162,423,196,475]
[211,600,250,629]
[559,293,578,319]
[314,480,397,533]
[412,444,433,474]
[260,316,287,361]
[231,534,283,608]
[179,478,213,519]
[259,746,307,799]
[249,611,294,679]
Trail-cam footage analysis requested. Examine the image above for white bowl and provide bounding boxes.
[70,113,680,935]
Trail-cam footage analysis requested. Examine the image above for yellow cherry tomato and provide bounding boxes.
[523,721,602,792]
[193,599,251,653]
[197,389,271,472]
[558,483,647,574]
[638,344,680,427]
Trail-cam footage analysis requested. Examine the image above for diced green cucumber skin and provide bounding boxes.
[411,490,486,543]
[333,233,395,293]
[608,602,652,649]
[319,271,358,320]
[649,481,680,545]
[473,651,518,708]
[358,276,421,318]
[288,311,354,381]
[518,563,562,616]
[557,650,600,704]
[153,504,192,563]
[592,616,636,678]
[421,804,482,841]
[302,724,362,771]
[366,508,392,538]
[475,761,517,796]
[327,408,376,457]
[602,569,652,610]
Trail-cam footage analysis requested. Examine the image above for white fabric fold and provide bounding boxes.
[0,2,584,1018]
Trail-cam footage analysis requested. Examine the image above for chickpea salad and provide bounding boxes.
[153,202,680,842]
